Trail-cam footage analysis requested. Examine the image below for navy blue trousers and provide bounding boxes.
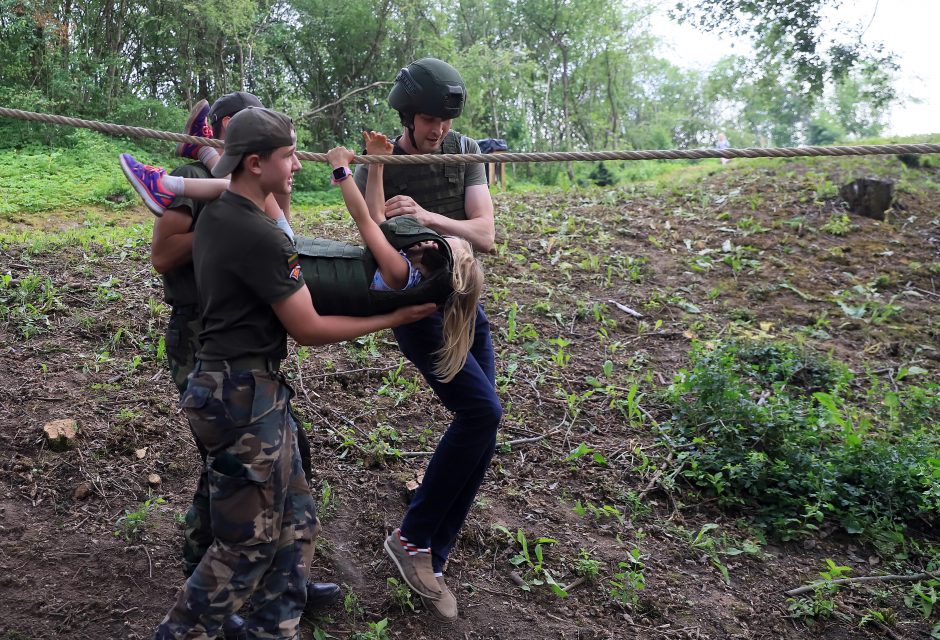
[396,305,502,573]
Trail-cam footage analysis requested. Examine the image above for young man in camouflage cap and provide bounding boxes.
[145,93,338,638]
[154,107,434,640]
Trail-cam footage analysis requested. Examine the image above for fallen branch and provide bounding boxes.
[561,576,587,592]
[785,570,940,596]
[636,452,675,500]
[299,81,393,118]
[607,299,643,318]
[841,604,901,640]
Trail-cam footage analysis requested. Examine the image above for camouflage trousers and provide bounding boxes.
[166,305,202,396]
[154,367,317,640]
[166,308,315,577]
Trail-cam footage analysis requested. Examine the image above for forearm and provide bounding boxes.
[421,213,495,252]
[340,177,372,223]
[365,165,386,223]
[292,312,401,346]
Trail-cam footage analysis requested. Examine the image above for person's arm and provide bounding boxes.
[383,184,495,252]
[382,136,495,252]
[363,131,392,223]
[273,192,291,222]
[272,285,436,346]
[328,146,410,289]
[365,163,386,224]
[151,207,195,273]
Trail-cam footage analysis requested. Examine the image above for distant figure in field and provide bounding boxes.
[717,132,731,165]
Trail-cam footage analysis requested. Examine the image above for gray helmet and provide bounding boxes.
[387,58,466,120]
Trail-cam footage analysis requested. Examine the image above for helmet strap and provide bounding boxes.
[398,111,418,149]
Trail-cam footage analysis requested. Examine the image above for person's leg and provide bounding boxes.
[154,371,295,639]
[288,406,343,612]
[120,153,229,216]
[177,99,221,169]
[164,307,214,576]
[246,414,316,637]
[394,306,502,571]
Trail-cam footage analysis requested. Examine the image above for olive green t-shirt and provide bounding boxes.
[162,162,211,308]
[354,130,486,221]
[192,190,304,361]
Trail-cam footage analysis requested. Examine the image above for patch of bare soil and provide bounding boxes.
[0,156,937,639]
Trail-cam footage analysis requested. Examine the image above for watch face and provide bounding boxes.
[332,166,347,180]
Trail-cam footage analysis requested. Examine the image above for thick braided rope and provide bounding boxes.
[3,106,939,164]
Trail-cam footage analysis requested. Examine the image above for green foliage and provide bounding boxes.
[349,618,389,640]
[674,0,897,102]
[821,213,852,235]
[573,549,601,581]
[662,339,940,538]
[115,496,165,541]
[0,130,176,216]
[386,577,415,613]
[0,0,900,173]
[378,359,421,406]
[904,579,939,620]
[588,162,617,186]
[0,271,64,338]
[343,588,364,620]
[608,547,646,607]
[493,525,567,597]
[786,558,852,621]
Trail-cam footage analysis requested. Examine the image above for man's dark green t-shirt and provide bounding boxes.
[353,130,486,220]
[192,190,304,362]
[162,162,211,308]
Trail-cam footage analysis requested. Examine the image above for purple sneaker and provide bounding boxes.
[119,153,175,217]
[176,98,212,159]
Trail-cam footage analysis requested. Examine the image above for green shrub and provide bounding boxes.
[661,339,940,538]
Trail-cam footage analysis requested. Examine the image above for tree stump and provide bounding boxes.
[43,419,78,451]
[839,178,894,221]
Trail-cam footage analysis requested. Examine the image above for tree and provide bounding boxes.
[672,0,897,102]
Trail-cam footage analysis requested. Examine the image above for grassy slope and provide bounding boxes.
[0,133,938,639]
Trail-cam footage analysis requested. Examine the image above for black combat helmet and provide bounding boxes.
[388,58,466,122]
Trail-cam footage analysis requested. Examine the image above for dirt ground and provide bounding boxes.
[1,155,938,639]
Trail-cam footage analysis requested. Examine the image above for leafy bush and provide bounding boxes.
[589,162,617,186]
[661,339,940,538]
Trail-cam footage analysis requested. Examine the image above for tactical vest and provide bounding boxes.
[295,216,454,316]
[382,130,469,220]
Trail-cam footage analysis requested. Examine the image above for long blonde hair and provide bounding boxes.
[432,237,484,382]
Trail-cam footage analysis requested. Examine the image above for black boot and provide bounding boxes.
[222,613,247,640]
[305,581,342,613]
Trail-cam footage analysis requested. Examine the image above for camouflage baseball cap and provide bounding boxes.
[208,91,264,124]
[212,108,296,178]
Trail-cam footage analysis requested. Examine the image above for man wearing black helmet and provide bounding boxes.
[354,58,501,623]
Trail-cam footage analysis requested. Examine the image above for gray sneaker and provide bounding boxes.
[383,528,442,600]
[421,576,458,622]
